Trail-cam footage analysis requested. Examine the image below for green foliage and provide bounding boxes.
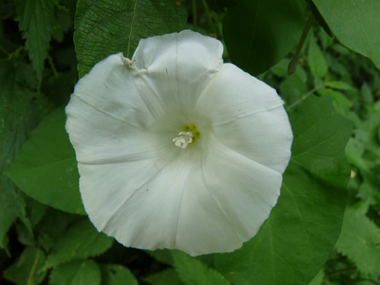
[74,0,187,78]
[308,269,324,285]
[49,260,101,285]
[145,269,183,285]
[308,38,328,78]
[0,57,51,248]
[214,95,353,285]
[16,0,54,81]
[3,246,46,285]
[312,0,380,70]
[172,251,231,285]
[44,219,113,268]
[336,206,380,278]
[4,107,85,215]
[223,0,307,75]
[99,264,138,285]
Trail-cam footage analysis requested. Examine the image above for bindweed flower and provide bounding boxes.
[65,30,293,256]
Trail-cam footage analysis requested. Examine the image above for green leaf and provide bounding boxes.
[319,89,352,117]
[147,249,174,265]
[4,107,85,215]
[336,207,380,278]
[0,59,51,242]
[312,0,380,71]
[3,246,46,285]
[45,219,113,268]
[99,264,138,285]
[304,0,333,37]
[215,95,353,285]
[51,8,72,43]
[38,208,81,253]
[270,58,289,78]
[74,0,187,78]
[223,0,307,75]
[327,81,355,91]
[361,82,373,104]
[50,260,101,285]
[308,269,325,285]
[17,0,54,81]
[0,178,23,245]
[308,38,328,78]
[172,251,230,285]
[145,269,184,285]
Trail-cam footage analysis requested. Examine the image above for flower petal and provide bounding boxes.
[78,150,196,251]
[80,132,281,256]
[132,30,223,113]
[66,53,177,164]
[195,63,292,173]
[175,134,282,255]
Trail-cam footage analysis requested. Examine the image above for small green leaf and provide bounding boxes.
[99,264,138,285]
[319,89,352,117]
[4,107,85,215]
[50,260,101,285]
[74,0,187,78]
[17,0,54,81]
[45,219,113,268]
[270,59,289,78]
[327,81,355,91]
[4,246,46,285]
[147,249,174,265]
[361,82,373,104]
[145,269,184,285]
[336,207,380,278]
[312,0,380,70]
[223,0,307,75]
[215,95,353,285]
[308,39,328,78]
[172,251,230,285]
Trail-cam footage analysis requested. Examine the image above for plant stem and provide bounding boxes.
[210,12,225,32]
[192,0,197,31]
[286,86,320,112]
[288,13,314,75]
[200,0,215,35]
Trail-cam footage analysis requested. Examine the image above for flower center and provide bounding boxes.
[173,131,193,149]
[172,124,201,149]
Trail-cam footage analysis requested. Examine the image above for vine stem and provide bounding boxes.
[200,0,215,35]
[285,85,322,112]
[288,13,314,75]
[192,0,197,31]
[27,246,41,285]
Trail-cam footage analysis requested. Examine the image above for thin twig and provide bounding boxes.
[200,0,215,35]
[288,13,314,75]
[286,86,321,112]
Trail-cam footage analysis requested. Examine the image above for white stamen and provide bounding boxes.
[173,131,193,149]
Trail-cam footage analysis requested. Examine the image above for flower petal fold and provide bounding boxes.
[196,63,292,173]
[132,30,223,114]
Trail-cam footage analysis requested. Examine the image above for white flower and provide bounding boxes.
[65,30,293,256]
